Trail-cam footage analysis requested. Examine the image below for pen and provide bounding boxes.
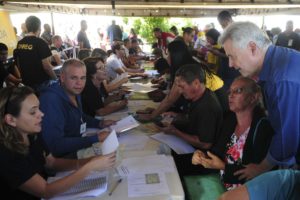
[108,178,122,196]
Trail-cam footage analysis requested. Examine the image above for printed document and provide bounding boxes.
[151,133,195,154]
[128,171,169,197]
[116,155,176,177]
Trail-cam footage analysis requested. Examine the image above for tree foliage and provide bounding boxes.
[133,17,170,43]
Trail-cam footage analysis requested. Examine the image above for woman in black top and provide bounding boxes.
[82,57,128,117]
[192,77,274,190]
[0,87,116,199]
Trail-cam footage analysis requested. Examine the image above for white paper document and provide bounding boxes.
[47,171,108,200]
[102,129,119,155]
[144,70,159,77]
[110,115,140,133]
[116,155,176,177]
[151,133,195,154]
[128,172,170,197]
[122,82,157,93]
[110,72,129,85]
[118,134,149,151]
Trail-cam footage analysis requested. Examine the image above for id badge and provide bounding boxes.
[80,122,87,134]
[288,39,293,47]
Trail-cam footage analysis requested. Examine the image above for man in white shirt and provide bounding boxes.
[106,43,144,81]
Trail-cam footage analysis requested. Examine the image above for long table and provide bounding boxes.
[77,100,185,200]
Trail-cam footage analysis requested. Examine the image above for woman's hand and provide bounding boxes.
[192,150,206,165]
[199,151,225,170]
[87,152,116,171]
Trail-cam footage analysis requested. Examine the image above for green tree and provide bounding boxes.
[133,17,170,43]
[123,17,129,25]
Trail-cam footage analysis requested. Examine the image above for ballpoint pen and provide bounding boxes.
[108,178,122,196]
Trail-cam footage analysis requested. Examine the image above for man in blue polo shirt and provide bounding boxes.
[218,21,300,199]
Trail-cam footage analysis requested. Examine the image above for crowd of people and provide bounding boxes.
[0,9,299,200]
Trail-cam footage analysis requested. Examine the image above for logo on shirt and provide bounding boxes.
[18,43,33,50]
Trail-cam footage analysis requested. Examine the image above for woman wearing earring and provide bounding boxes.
[0,87,116,199]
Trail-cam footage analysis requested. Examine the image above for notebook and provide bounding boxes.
[46,171,108,200]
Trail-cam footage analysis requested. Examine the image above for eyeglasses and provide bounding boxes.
[227,87,245,96]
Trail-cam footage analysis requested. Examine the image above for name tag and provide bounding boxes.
[80,122,87,134]
[288,39,293,46]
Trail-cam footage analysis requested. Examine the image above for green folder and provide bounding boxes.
[184,174,226,200]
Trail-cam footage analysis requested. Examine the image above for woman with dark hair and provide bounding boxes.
[167,40,195,84]
[0,86,116,199]
[91,48,108,61]
[82,57,128,117]
[170,26,179,36]
[174,27,195,50]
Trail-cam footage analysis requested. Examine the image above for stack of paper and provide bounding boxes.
[47,171,108,200]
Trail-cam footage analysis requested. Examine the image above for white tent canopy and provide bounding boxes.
[2,0,300,17]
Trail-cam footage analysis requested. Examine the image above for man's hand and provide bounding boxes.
[234,159,273,181]
[100,120,116,128]
[161,125,178,135]
[97,131,110,142]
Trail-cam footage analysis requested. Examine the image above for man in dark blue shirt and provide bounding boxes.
[219,21,300,176]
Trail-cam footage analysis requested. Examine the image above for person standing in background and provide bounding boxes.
[276,20,300,51]
[41,24,53,45]
[215,10,240,90]
[107,20,123,45]
[19,23,27,39]
[14,16,57,92]
[77,20,91,50]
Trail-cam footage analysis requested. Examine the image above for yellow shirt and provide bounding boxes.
[205,73,223,91]
[207,44,222,73]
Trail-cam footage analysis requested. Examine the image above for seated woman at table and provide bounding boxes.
[82,57,128,117]
[151,57,170,89]
[0,86,116,199]
[137,40,227,120]
[192,77,274,190]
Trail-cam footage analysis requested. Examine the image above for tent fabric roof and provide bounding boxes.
[2,0,300,17]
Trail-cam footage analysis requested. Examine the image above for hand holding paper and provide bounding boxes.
[110,115,140,133]
[101,130,119,155]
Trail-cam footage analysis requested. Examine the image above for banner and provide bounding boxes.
[0,11,17,56]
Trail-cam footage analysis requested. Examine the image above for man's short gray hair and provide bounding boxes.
[219,21,271,50]
[61,58,85,74]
